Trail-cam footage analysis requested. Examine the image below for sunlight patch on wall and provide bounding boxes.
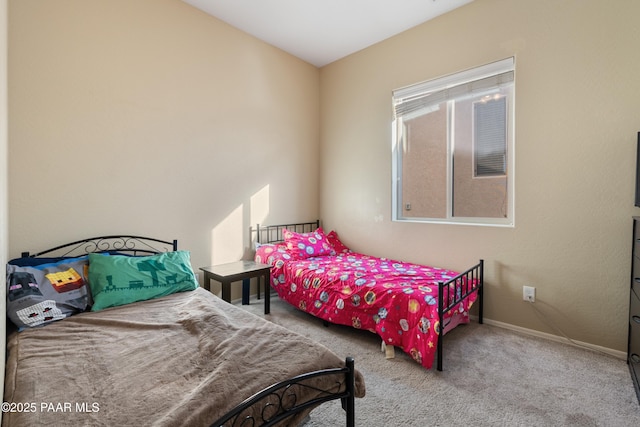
[209,185,269,265]
[250,184,270,228]
[211,204,243,265]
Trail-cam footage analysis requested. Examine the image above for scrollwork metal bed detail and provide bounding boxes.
[20,235,178,258]
[212,356,356,427]
[252,220,484,371]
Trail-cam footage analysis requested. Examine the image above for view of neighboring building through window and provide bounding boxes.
[392,58,515,226]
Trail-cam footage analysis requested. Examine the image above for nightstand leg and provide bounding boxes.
[203,273,211,291]
[242,279,250,305]
[264,272,270,315]
[257,275,261,300]
[221,281,231,302]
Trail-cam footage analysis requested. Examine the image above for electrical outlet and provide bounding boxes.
[523,285,535,302]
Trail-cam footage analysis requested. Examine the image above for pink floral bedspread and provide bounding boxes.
[256,245,478,369]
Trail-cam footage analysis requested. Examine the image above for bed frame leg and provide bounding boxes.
[344,356,355,427]
[381,341,395,359]
[436,337,443,371]
[437,279,444,372]
[478,259,484,325]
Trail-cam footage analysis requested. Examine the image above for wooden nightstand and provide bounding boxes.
[200,260,272,314]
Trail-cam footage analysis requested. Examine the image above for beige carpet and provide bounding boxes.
[237,296,640,426]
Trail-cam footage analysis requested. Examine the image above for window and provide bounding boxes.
[391,58,515,226]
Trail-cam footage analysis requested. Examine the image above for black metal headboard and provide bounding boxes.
[20,235,178,258]
[254,220,320,244]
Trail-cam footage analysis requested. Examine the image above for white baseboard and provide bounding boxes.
[471,316,627,361]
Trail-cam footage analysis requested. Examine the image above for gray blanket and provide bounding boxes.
[3,288,365,426]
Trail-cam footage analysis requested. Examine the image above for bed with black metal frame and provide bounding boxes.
[253,220,484,372]
[4,235,363,427]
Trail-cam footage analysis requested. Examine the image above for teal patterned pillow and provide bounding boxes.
[88,251,198,311]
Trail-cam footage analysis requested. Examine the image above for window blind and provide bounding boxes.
[474,96,507,176]
[392,57,514,120]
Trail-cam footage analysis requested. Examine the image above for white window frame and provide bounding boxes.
[391,58,515,227]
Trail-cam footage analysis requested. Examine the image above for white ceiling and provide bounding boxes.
[182,0,474,67]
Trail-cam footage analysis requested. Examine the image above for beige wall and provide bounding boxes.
[8,0,320,300]
[319,0,640,352]
[7,0,640,359]
[1,0,7,413]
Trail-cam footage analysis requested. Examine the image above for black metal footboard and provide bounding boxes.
[437,259,484,371]
[211,357,356,427]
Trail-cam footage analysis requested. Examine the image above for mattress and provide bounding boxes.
[258,247,478,369]
[3,287,365,426]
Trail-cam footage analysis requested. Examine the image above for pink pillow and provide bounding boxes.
[255,243,291,265]
[326,230,351,254]
[283,227,336,259]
